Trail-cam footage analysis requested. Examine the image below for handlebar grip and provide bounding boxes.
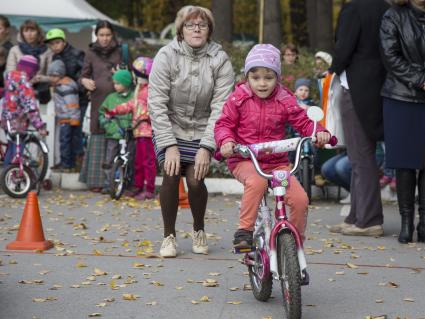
[213,151,223,161]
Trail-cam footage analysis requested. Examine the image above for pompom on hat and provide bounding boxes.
[17,55,39,79]
[244,44,281,77]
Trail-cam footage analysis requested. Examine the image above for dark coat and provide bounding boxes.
[0,40,13,89]
[330,0,390,141]
[52,43,88,105]
[80,41,123,134]
[380,3,425,103]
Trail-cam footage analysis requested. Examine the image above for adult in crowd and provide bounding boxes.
[79,20,129,192]
[148,5,234,257]
[0,15,13,90]
[280,43,300,90]
[328,0,389,237]
[45,28,87,167]
[380,0,425,243]
[6,20,52,104]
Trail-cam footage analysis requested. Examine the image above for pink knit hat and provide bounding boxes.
[17,55,39,79]
[244,44,281,77]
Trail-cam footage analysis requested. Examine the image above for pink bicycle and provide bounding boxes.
[232,107,337,318]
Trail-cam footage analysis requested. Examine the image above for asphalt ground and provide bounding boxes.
[0,191,424,319]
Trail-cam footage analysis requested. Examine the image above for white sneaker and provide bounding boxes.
[192,230,208,254]
[160,234,177,258]
[339,193,351,204]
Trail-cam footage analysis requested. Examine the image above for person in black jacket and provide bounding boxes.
[0,15,13,91]
[380,0,425,243]
[327,0,390,237]
[45,28,88,166]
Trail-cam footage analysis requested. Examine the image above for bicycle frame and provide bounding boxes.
[236,137,311,281]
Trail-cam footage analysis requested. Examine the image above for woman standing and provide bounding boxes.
[380,0,425,243]
[6,20,52,103]
[149,6,234,257]
[79,20,129,192]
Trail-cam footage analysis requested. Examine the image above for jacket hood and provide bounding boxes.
[169,37,222,58]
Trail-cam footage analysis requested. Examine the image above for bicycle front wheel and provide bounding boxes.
[1,164,35,198]
[23,136,48,182]
[277,231,302,319]
[110,159,125,200]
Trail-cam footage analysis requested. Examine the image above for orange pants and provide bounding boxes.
[232,161,309,239]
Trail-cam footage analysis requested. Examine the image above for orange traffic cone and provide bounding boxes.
[6,192,53,251]
[178,178,190,208]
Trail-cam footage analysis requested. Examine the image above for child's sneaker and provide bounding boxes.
[124,186,142,197]
[233,229,253,248]
[134,191,156,200]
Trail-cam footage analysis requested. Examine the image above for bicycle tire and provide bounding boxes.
[248,236,273,301]
[301,157,312,202]
[277,231,302,319]
[23,136,48,182]
[1,164,35,198]
[110,159,125,200]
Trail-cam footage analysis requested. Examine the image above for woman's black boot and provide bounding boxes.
[396,169,416,244]
[417,170,425,243]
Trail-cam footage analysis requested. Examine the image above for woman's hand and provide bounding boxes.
[315,131,331,147]
[220,141,235,158]
[164,145,180,176]
[194,148,211,180]
[81,78,96,91]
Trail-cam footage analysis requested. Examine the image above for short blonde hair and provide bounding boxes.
[175,6,215,42]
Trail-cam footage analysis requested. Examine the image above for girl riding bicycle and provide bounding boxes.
[1,55,47,165]
[214,44,331,249]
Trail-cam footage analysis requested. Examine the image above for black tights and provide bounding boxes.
[160,164,208,237]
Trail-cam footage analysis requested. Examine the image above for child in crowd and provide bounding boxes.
[214,44,331,248]
[105,57,156,200]
[314,51,333,76]
[99,69,134,194]
[1,55,47,165]
[294,78,315,110]
[47,59,80,173]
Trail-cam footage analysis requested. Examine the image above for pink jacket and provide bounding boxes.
[108,83,152,138]
[214,82,327,172]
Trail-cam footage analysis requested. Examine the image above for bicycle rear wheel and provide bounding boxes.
[277,231,301,319]
[110,159,125,200]
[1,164,35,198]
[23,136,48,182]
[248,235,272,302]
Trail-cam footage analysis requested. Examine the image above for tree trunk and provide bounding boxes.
[306,0,334,52]
[290,0,308,46]
[263,0,282,48]
[211,0,233,43]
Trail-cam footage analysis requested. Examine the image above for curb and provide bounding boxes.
[50,172,351,199]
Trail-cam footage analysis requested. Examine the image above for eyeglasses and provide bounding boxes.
[184,22,209,31]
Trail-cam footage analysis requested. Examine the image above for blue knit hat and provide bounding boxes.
[294,78,311,91]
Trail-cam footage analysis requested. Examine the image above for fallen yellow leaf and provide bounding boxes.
[122,293,139,301]
[227,301,242,305]
[200,296,210,302]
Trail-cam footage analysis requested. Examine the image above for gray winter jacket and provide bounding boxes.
[53,77,80,125]
[148,38,234,151]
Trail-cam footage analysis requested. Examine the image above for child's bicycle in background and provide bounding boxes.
[233,107,337,319]
[107,117,142,200]
[0,121,49,198]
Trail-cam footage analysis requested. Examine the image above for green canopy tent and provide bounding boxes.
[1,0,140,48]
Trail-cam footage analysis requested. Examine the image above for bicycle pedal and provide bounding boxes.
[233,246,254,254]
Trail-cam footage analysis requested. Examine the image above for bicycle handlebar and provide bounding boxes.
[233,135,338,180]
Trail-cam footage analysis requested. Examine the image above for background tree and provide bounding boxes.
[211,0,233,43]
[306,0,334,51]
[263,0,282,47]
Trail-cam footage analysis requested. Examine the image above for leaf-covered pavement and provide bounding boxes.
[0,191,424,319]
